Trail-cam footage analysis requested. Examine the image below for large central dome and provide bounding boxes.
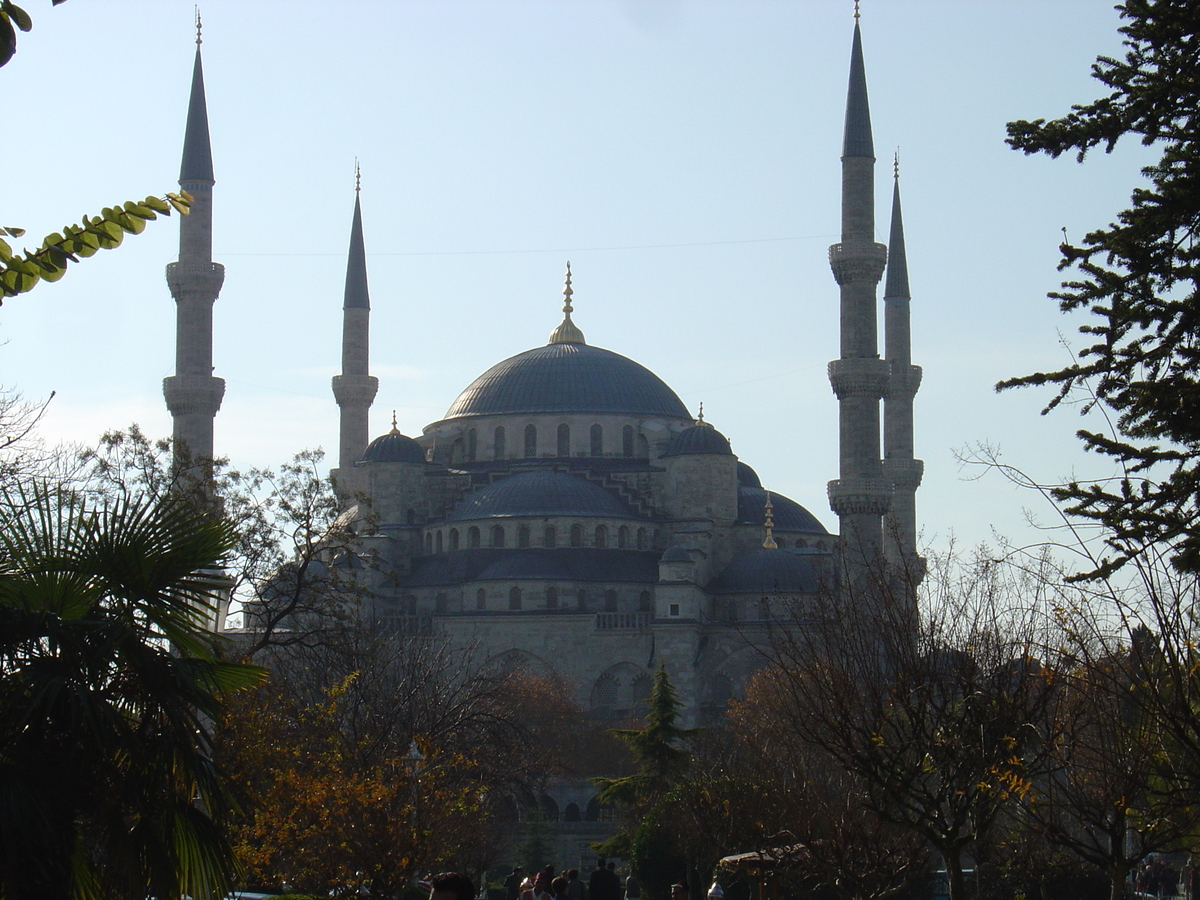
[442,342,690,420]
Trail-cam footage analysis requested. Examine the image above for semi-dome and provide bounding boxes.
[440,342,690,420]
[708,548,820,595]
[661,424,733,458]
[660,545,693,563]
[736,486,828,534]
[446,470,635,521]
[362,429,426,464]
[737,461,761,488]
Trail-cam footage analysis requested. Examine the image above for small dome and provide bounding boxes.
[736,486,828,534]
[708,548,820,595]
[446,470,634,521]
[736,461,761,488]
[439,342,690,421]
[661,424,733,458]
[660,545,693,563]
[362,430,426,464]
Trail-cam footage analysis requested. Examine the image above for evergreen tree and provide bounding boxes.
[1000,0,1200,577]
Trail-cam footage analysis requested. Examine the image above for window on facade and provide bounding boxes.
[544,526,557,548]
[449,528,459,551]
[518,524,530,548]
[636,527,647,550]
[796,538,807,548]
[406,508,415,525]
[618,525,629,549]
[494,426,506,459]
[450,438,463,463]
[557,423,570,457]
[563,802,581,823]
[468,526,480,549]
[590,424,603,456]
[435,593,448,614]
[546,586,558,609]
[435,531,443,553]
[578,588,589,610]
[405,595,417,615]
[509,587,522,610]
[492,525,505,548]
[669,603,680,617]
[603,590,618,613]
[637,434,650,459]
[639,590,653,611]
[594,525,608,548]
[570,524,583,548]
[425,533,433,554]
[467,428,477,461]
[476,588,486,610]
[622,425,634,458]
[524,424,537,458]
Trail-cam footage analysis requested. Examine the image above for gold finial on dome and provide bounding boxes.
[548,261,587,345]
[390,410,399,434]
[195,6,203,45]
[695,402,711,427]
[355,158,361,194]
[762,493,778,550]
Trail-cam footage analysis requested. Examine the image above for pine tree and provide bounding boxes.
[1000,0,1200,577]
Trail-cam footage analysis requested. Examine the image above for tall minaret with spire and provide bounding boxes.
[826,8,893,579]
[331,164,379,478]
[163,11,225,473]
[882,157,924,578]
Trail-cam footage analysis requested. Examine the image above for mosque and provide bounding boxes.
[164,13,922,732]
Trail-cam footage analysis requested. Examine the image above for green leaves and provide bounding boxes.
[0,1,33,68]
[0,191,191,301]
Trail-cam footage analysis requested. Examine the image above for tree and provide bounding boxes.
[0,481,265,900]
[1000,0,1200,578]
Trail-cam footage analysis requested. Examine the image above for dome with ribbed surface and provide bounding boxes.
[440,343,690,420]
[446,470,634,521]
[708,548,820,595]
[362,430,426,464]
[737,461,762,488]
[662,424,733,458]
[736,486,828,534]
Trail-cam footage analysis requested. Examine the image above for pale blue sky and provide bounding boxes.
[2,1,1152,558]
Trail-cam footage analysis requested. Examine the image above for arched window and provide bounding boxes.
[557,423,570,457]
[435,531,443,553]
[636,527,647,550]
[540,794,559,822]
[544,525,557,548]
[796,538,808,548]
[476,588,486,610]
[546,586,558,609]
[594,525,608,548]
[450,437,463,463]
[637,434,650,458]
[592,674,619,709]
[563,802,581,823]
[622,425,634,458]
[491,524,505,548]
[494,426,506,459]
[590,424,603,456]
[509,587,522,611]
[518,524,531,548]
[604,590,618,612]
[618,525,629,549]
[467,428,477,461]
[631,673,653,708]
[468,526,480,549]
[578,588,589,610]
[570,524,583,548]
[639,590,653,611]
[406,508,416,525]
[425,532,433,554]
[435,593,448,614]
[449,528,459,551]
[524,424,537,458]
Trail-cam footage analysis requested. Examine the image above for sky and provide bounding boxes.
[1,0,1155,560]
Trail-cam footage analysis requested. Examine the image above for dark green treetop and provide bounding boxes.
[1000,0,1200,577]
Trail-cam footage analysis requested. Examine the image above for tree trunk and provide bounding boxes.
[1109,863,1131,900]
[942,847,967,900]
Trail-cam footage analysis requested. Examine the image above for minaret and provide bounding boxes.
[163,13,225,473]
[331,164,379,473]
[826,11,892,578]
[882,157,924,579]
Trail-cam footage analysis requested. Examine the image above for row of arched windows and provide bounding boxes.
[472,587,654,613]
[458,423,650,462]
[425,523,651,554]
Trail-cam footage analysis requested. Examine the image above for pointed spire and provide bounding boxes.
[344,165,370,310]
[884,153,911,300]
[390,410,399,434]
[179,17,214,184]
[841,15,874,160]
[548,261,587,345]
[762,493,778,550]
[696,402,707,426]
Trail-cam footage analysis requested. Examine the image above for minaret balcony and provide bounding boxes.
[827,357,890,399]
[828,241,887,285]
[332,373,379,408]
[884,363,923,399]
[163,374,225,416]
[881,457,924,491]
[827,476,893,517]
[166,261,225,299]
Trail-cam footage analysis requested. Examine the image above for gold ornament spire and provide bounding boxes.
[355,158,361,194]
[548,261,587,345]
[893,149,899,182]
[696,402,711,427]
[853,0,861,21]
[390,410,399,434]
[195,7,203,45]
[762,493,778,549]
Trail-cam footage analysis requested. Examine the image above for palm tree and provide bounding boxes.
[0,482,265,900]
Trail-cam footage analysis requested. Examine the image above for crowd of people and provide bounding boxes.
[502,858,639,900]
